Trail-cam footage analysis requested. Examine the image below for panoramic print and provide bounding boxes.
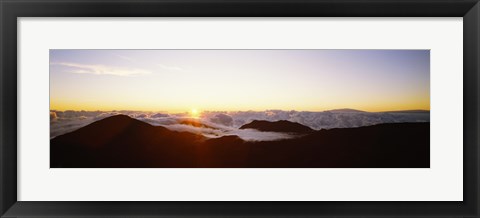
[50,49,430,168]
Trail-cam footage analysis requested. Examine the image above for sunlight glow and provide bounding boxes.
[190,108,200,118]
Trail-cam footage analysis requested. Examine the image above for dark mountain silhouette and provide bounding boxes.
[51,115,429,168]
[239,120,314,133]
[50,115,205,168]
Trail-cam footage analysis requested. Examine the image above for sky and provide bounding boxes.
[49,49,430,113]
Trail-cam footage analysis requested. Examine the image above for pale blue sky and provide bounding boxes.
[50,49,430,112]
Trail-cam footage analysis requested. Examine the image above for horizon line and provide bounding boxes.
[50,108,431,113]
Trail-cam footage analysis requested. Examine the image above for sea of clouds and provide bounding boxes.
[50,109,430,141]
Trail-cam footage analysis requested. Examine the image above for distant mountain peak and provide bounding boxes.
[381,109,430,113]
[325,108,365,113]
[239,120,313,133]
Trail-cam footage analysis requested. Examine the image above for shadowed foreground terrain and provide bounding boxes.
[51,115,429,168]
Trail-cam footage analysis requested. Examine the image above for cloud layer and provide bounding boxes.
[50,109,430,141]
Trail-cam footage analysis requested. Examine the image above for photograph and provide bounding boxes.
[49,49,430,168]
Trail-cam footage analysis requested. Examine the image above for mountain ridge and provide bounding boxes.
[51,115,430,168]
[239,120,314,133]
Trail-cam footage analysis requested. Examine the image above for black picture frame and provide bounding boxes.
[1,0,479,217]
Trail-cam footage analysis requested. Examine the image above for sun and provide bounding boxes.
[190,108,200,118]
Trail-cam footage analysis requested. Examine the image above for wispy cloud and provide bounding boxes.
[157,63,185,72]
[52,62,151,77]
[115,54,136,63]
